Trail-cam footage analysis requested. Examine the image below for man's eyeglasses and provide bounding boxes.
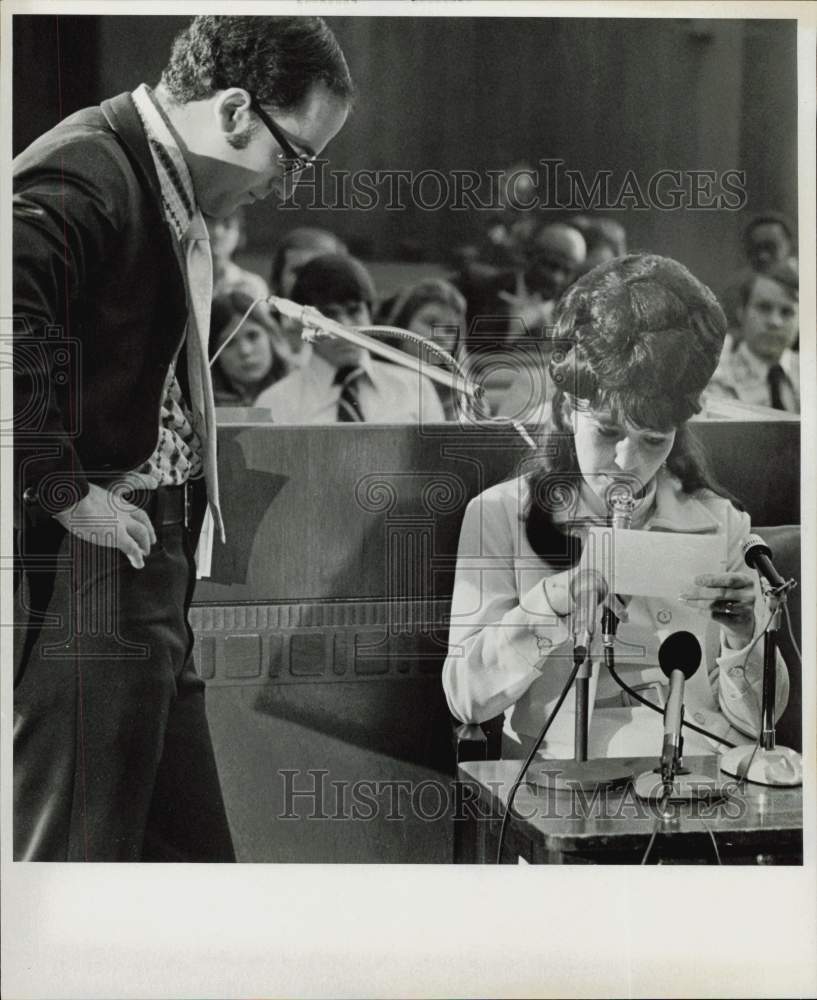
[249,96,317,177]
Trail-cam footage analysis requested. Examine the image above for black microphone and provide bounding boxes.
[743,534,787,590]
[658,631,702,783]
[569,570,608,663]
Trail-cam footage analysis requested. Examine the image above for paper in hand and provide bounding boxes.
[582,526,728,600]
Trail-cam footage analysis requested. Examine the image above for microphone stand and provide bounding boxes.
[527,611,633,795]
[719,579,802,787]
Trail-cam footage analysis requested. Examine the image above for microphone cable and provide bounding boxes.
[603,647,736,749]
[602,609,775,752]
[494,649,584,864]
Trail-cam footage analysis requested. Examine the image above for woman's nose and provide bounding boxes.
[614,438,641,470]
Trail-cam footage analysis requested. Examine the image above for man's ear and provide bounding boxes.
[213,88,253,138]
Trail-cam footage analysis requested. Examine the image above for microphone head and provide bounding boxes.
[606,480,638,528]
[658,630,702,680]
[743,533,772,571]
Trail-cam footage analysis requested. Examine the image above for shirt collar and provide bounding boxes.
[552,467,721,534]
[736,339,795,380]
[131,83,198,240]
[309,349,377,388]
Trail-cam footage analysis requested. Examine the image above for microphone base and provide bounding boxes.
[634,769,731,803]
[526,759,633,794]
[719,744,802,787]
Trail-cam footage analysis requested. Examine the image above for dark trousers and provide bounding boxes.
[13,487,235,862]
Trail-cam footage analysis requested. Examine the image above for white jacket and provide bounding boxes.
[442,468,788,759]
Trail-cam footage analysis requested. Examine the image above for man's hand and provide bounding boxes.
[53,482,157,569]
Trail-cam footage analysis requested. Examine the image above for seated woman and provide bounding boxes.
[209,291,288,406]
[442,253,788,760]
[378,278,468,420]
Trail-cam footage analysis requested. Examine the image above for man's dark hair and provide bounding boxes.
[742,211,794,249]
[161,16,354,111]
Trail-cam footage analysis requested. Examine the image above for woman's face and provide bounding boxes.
[406,302,462,357]
[216,317,275,391]
[568,402,676,500]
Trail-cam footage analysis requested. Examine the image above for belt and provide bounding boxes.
[123,482,195,528]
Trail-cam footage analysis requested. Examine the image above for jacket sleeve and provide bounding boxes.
[442,489,573,724]
[711,502,789,738]
[13,135,126,514]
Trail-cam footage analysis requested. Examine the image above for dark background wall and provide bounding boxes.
[13,14,797,292]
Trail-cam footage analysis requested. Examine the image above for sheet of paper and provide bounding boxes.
[582,527,728,600]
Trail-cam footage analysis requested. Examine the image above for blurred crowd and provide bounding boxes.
[207,189,800,421]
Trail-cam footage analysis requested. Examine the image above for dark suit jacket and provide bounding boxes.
[13,91,188,525]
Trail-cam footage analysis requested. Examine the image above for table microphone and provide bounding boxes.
[635,629,728,802]
[658,630,702,784]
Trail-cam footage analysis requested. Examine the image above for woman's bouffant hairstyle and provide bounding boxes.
[549,253,727,430]
[526,253,737,566]
[161,16,353,112]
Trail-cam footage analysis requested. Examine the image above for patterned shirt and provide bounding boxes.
[129,84,204,485]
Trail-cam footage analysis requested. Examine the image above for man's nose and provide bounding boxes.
[767,309,785,329]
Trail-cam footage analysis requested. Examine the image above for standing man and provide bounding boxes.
[13,15,352,861]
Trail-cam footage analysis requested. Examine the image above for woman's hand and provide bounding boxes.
[679,572,756,649]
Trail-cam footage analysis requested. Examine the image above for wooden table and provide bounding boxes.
[455,757,803,865]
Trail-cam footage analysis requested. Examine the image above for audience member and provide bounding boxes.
[707,258,799,413]
[268,226,348,366]
[456,221,586,353]
[207,209,269,300]
[269,226,348,297]
[378,278,468,420]
[210,291,288,406]
[256,255,445,423]
[720,212,796,329]
[569,215,627,271]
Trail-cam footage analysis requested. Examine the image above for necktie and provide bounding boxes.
[183,210,223,573]
[767,363,787,410]
[334,365,365,422]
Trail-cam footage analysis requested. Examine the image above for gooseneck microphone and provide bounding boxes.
[742,534,788,591]
[658,631,703,784]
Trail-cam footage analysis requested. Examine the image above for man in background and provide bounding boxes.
[257,254,445,423]
[707,258,799,413]
[719,212,796,330]
[13,15,352,860]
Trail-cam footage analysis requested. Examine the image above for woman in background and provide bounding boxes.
[209,291,288,406]
[442,254,788,760]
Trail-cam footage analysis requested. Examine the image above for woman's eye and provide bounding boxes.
[644,436,669,447]
[595,427,620,439]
